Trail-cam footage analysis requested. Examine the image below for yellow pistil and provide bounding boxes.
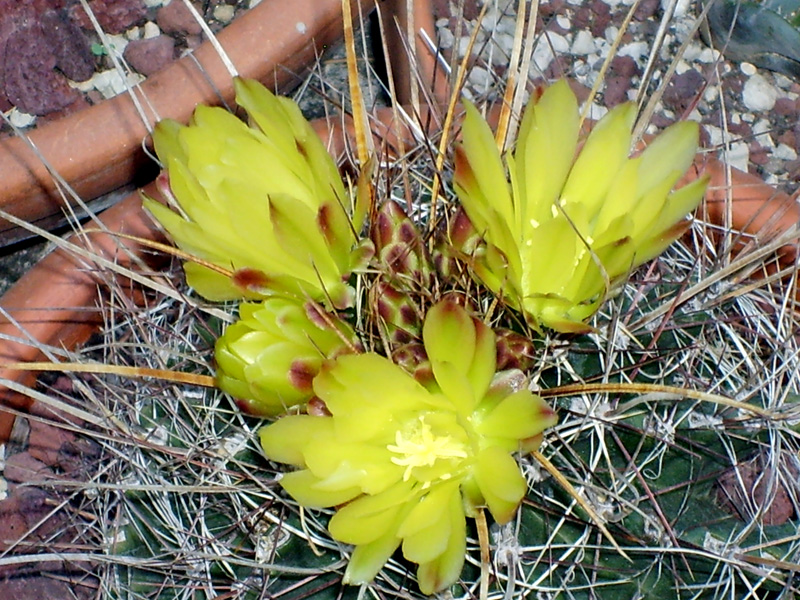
[388,416,468,482]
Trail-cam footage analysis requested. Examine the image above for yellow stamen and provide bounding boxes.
[387,416,468,482]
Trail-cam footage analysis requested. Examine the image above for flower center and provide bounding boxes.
[387,415,468,483]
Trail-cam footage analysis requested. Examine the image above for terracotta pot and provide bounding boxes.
[378,0,449,107]
[0,0,375,242]
[693,155,799,268]
[0,187,164,442]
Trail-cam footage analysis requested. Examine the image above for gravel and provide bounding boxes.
[434,0,800,193]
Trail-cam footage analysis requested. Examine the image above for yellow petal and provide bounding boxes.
[259,416,335,466]
[560,102,636,218]
[476,390,557,440]
[344,527,402,586]
[329,482,416,544]
[636,120,699,197]
[455,101,514,232]
[474,446,526,524]
[400,482,458,563]
[416,490,466,594]
[278,470,362,508]
[516,80,579,227]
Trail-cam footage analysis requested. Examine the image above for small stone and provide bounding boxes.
[663,0,692,17]
[532,32,569,72]
[468,66,492,91]
[742,74,778,112]
[213,4,235,24]
[157,0,203,36]
[7,108,36,128]
[634,0,659,20]
[725,141,750,172]
[774,96,795,117]
[90,69,145,99]
[662,69,704,113]
[143,21,160,39]
[4,24,81,116]
[438,27,454,50]
[697,47,721,63]
[41,8,95,82]
[571,30,597,55]
[104,33,130,58]
[124,35,175,76]
[740,62,757,76]
[775,143,798,161]
[609,55,639,78]
[603,76,630,107]
[752,118,774,148]
[28,421,73,466]
[126,26,141,40]
[617,41,648,63]
[70,0,147,34]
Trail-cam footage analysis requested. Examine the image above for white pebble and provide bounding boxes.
[740,62,757,76]
[618,41,649,63]
[143,21,161,39]
[571,30,597,55]
[742,74,778,112]
[532,32,569,72]
[468,66,492,91]
[213,4,235,23]
[105,34,129,57]
[556,15,571,30]
[126,26,141,40]
[8,108,36,129]
[93,70,146,99]
[701,123,723,148]
[438,28,455,50]
[774,73,794,90]
[703,84,719,103]
[752,118,774,147]
[143,0,167,6]
[697,47,722,63]
[248,0,263,7]
[583,102,608,120]
[724,141,750,172]
[775,143,798,161]
[493,32,515,59]
[480,9,500,30]
[674,59,691,75]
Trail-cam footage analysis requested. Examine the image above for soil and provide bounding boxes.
[0,0,255,130]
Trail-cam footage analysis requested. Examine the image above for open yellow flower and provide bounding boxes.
[453,80,708,332]
[260,298,557,594]
[144,78,371,309]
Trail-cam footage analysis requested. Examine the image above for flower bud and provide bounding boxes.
[215,298,359,416]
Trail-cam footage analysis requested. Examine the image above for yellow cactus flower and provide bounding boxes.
[215,298,359,416]
[260,298,557,594]
[453,80,708,332]
[144,78,371,309]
